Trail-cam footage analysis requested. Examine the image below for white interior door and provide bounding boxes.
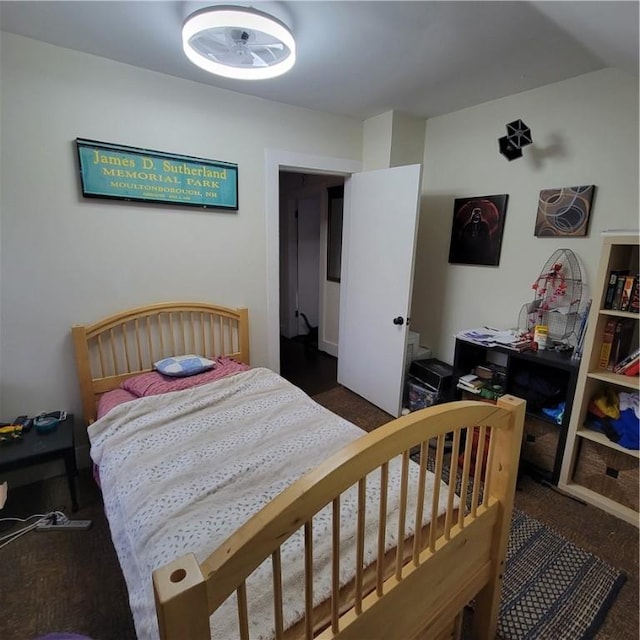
[338,164,422,417]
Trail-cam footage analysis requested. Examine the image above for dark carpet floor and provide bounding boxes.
[0,469,136,640]
[0,384,637,640]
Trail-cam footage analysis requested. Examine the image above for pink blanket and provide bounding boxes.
[96,357,251,419]
[93,357,251,486]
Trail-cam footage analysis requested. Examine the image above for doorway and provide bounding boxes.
[266,150,421,416]
[278,171,343,396]
[264,149,361,373]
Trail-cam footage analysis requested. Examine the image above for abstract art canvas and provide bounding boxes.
[448,194,508,266]
[534,185,595,237]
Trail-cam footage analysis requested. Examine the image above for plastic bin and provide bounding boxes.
[407,377,439,412]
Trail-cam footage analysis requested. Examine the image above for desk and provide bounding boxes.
[453,339,579,484]
[0,414,78,511]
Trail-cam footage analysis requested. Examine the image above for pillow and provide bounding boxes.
[97,388,138,420]
[153,354,216,377]
[122,356,250,397]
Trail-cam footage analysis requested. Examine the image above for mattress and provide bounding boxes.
[89,367,454,640]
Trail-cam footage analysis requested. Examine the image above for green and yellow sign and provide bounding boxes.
[76,138,238,210]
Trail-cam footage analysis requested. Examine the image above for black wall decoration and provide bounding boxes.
[448,194,509,266]
[498,119,533,161]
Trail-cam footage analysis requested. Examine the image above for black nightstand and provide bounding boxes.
[0,414,78,511]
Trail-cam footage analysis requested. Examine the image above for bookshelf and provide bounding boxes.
[558,232,639,526]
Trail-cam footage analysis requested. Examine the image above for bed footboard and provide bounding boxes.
[154,395,525,640]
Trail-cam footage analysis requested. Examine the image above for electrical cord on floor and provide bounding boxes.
[0,510,67,549]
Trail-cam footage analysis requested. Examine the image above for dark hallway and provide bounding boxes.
[279,336,338,396]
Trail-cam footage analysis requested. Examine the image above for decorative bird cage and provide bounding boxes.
[519,248,583,345]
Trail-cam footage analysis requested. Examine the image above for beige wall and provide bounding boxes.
[411,68,639,363]
[0,34,363,428]
[1,34,638,459]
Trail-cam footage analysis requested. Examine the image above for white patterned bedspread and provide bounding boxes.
[89,367,453,640]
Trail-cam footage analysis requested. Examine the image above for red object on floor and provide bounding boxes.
[458,426,492,481]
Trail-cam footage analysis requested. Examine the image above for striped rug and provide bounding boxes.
[406,448,625,639]
[498,509,626,640]
[314,387,628,639]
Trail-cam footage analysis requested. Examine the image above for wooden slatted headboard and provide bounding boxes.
[72,302,249,425]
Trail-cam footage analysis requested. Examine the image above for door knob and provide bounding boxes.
[393,316,404,326]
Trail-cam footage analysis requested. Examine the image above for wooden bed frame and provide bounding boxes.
[72,301,249,424]
[72,302,525,640]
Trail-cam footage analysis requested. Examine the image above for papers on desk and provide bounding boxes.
[456,327,530,350]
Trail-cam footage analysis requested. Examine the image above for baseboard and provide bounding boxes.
[319,339,338,357]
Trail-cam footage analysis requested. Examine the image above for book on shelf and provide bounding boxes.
[619,275,636,312]
[611,273,629,310]
[623,358,640,376]
[604,270,629,309]
[457,382,483,394]
[629,275,640,314]
[457,373,485,392]
[606,318,635,371]
[598,318,618,369]
[613,345,640,373]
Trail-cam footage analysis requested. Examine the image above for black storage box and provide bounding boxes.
[409,358,454,400]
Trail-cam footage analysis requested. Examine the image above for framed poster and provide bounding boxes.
[448,194,509,266]
[76,138,238,210]
[534,185,595,237]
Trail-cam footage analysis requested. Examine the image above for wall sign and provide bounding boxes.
[75,138,238,210]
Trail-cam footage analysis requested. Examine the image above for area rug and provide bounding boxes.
[498,509,626,640]
[312,386,627,640]
[410,452,627,639]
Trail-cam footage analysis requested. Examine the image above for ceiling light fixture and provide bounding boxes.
[182,5,296,80]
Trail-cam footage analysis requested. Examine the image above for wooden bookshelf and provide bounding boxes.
[559,232,639,526]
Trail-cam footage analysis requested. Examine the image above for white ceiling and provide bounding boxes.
[1,1,638,120]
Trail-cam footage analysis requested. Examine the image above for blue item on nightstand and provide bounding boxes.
[34,411,67,434]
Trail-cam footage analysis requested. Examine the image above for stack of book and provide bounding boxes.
[457,373,484,394]
[599,317,639,375]
[604,270,640,312]
[613,346,640,376]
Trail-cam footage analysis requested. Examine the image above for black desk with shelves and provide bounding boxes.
[453,338,579,485]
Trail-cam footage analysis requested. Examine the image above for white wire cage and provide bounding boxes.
[519,248,583,344]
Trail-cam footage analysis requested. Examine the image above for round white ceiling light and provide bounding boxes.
[182,6,296,80]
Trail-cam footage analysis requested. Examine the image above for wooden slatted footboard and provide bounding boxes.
[153,395,525,640]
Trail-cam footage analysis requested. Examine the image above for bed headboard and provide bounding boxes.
[72,301,249,425]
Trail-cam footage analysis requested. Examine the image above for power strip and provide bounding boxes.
[35,519,92,531]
